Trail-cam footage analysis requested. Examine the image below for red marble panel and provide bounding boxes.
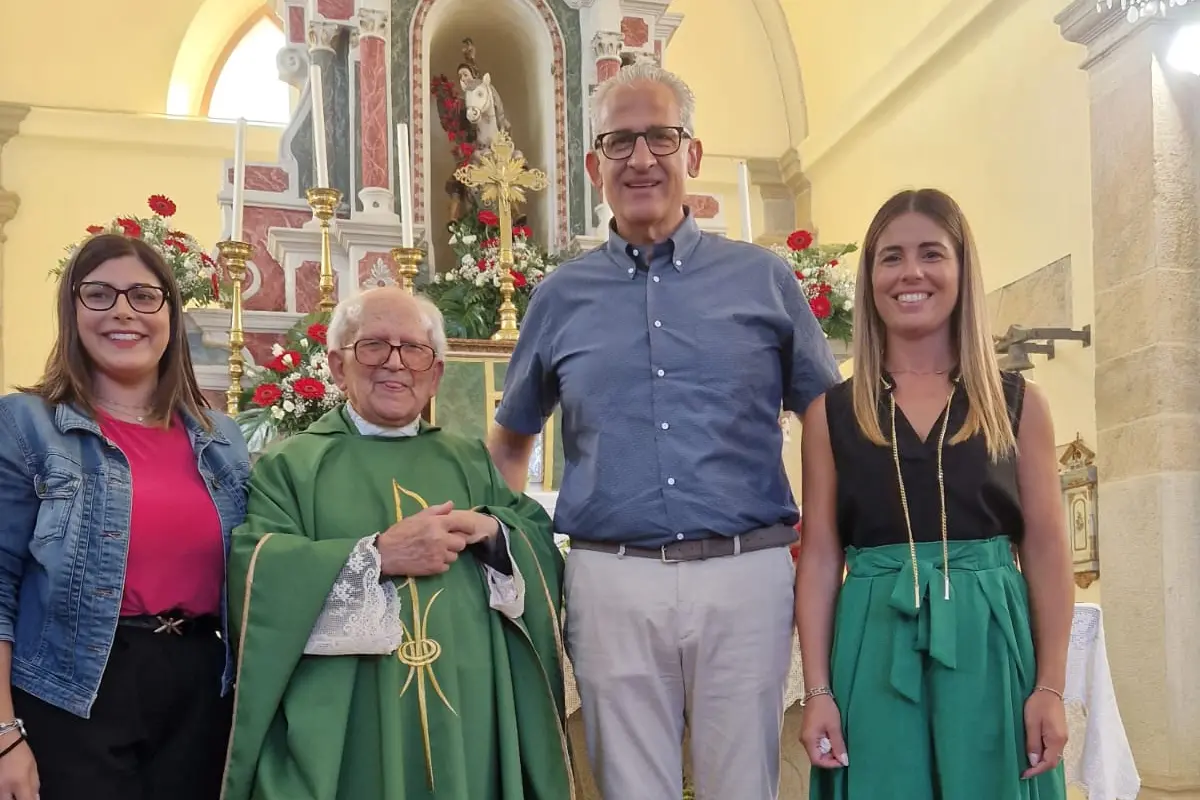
[685,194,720,219]
[240,206,312,312]
[245,332,286,368]
[229,166,290,193]
[622,17,649,48]
[358,36,389,191]
[287,5,306,43]
[316,0,353,20]
[294,260,323,313]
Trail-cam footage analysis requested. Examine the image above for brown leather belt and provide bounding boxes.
[568,523,798,563]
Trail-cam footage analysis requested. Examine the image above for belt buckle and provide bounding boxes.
[154,615,185,635]
[660,544,681,564]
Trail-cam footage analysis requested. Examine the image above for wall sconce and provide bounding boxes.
[1060,436,1100,589]
[994,325,1092,371]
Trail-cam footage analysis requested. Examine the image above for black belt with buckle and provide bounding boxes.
[118,614,219,636]
[569,523,798,563]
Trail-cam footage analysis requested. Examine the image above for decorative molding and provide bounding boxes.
[1056,0,1199,67]
[563,0,597,7]
[592,30,622,60]
[0,191,18,231]
[654,11,683,49]
[1059,435,1100,591]
[0,103,29,151]
[276,43,311,88]
[777,146,809,196]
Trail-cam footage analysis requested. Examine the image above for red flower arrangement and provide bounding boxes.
[771,230,858,343]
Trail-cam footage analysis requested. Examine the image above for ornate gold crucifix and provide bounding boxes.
[392,480,456,789]
[453,130,549,341]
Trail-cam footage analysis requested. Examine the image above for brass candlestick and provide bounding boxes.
[306,187,342,312]
[217,239,255,416]
[390,246,425,295]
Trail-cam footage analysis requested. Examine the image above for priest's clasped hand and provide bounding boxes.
[375,501,500,577]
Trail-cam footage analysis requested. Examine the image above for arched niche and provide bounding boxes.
[393,0,584,260]
[424,1,557,270]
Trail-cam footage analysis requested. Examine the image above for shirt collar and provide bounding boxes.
[604,208,704,278]
[345,402,421,438]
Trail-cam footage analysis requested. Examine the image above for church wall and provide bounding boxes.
[797,0,1100,604]
[1,110,280,391]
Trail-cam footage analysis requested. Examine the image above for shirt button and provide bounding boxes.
[676,533,685,540]
[661,422,669,430]
[632,249,640,256]
[656,369,665,377]
[674,260,682,267]
[653,275,660,283]
[654,320,662,328]
[628,267,635,275]
[667,477,676,486]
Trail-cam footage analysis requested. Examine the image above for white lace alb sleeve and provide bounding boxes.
[303,535,406,656]
[485,518,525,620]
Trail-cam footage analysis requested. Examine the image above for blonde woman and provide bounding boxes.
[796,189,1072,798]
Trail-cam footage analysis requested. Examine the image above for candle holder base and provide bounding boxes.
[390,246,425,295]
[216,239,256,416]
[306,187,343,313]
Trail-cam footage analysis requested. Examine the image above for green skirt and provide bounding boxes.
[809,537,1066,800]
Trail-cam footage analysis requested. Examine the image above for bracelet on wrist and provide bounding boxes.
[0,719,25,739]
[0,734,25,759]
[1034,685,1064,701]
[801,686,834,706]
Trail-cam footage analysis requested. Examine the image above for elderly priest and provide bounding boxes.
[220,287,572,800]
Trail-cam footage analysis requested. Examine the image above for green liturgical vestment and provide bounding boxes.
[220,408,574,800]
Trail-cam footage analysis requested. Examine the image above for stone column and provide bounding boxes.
[1057,4,1200,797]
[0,103,29,392]
[592,31,623,83]
[354,3,397,221]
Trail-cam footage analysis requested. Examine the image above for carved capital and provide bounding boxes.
[0,190,19,232]
[592,30,623,61]
[0,103,30,153]
[1056,0,1200,67]
[777,147,810,196]
[357,7,388,39]
[563,0,597,7]
[308,20,340,52]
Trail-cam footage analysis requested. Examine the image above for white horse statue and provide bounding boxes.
[460,72,511,152]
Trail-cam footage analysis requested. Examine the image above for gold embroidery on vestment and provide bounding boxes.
[392,480,455,790]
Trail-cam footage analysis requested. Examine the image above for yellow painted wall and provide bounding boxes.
[785,0,1099,608]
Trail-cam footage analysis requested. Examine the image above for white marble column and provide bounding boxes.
[1058,3,1200,797]
[0,103,29,392]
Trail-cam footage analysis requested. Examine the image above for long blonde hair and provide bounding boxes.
[850,189,1015,461]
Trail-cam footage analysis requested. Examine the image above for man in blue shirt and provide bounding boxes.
[488,62,840,800]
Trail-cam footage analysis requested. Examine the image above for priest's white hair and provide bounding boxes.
[326,289,447,359]
[589,62,696,139]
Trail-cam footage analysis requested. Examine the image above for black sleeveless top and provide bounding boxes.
[825,371,1026,549]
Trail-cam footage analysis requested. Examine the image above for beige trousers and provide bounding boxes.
[565,544,796,800]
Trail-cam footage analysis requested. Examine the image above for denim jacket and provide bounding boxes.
[0,392,250,719]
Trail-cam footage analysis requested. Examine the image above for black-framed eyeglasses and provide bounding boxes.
[343,339,437,371]
[593,126,691,160]
[76,281,168,314]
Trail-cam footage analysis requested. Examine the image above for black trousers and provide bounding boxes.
[14,620,232,800]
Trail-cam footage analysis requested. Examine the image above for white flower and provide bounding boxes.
[843,300,853,311]
[271,406,285,420]
[271,343,284,357]
[282,353,295,367]
[283,399,295,413]
[300,337,309,348]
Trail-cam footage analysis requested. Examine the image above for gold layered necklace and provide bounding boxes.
[887,380,956,608]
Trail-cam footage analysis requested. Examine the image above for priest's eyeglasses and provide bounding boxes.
[76,282,168,314]
[594,126,691,160]
[345,339,437,371]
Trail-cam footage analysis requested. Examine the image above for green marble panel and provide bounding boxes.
[435,360,487,442]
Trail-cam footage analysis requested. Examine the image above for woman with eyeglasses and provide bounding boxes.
[0,233,250,800]
[796,189,1072,799]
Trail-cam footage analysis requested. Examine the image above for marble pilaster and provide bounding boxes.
[355,6,398,222]
[1058,3,1200,796]
[0,102,29,392]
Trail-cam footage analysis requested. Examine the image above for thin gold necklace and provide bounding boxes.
[96,398,149,423]
[888,382,955,608]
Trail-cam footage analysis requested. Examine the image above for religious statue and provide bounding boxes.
[432,36,519,225]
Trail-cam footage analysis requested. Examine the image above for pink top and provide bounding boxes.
[99,413,224,618]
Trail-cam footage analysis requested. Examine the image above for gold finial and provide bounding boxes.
[217,239,256,415]
[453,130,548,341]
[306,187,342,312]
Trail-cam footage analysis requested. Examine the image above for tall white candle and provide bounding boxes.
[309,64,330,188]
[396,123,414,248]
[737,160,753,242]
[232,117,247,242]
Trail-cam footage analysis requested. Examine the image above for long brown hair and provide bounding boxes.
[21,233,211,430]
[850,189,1015,461]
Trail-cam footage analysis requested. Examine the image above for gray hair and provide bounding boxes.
[589,63,697,140]
[326,289,448,358]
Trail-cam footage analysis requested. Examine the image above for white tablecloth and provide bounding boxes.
[560,602,1139,799]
